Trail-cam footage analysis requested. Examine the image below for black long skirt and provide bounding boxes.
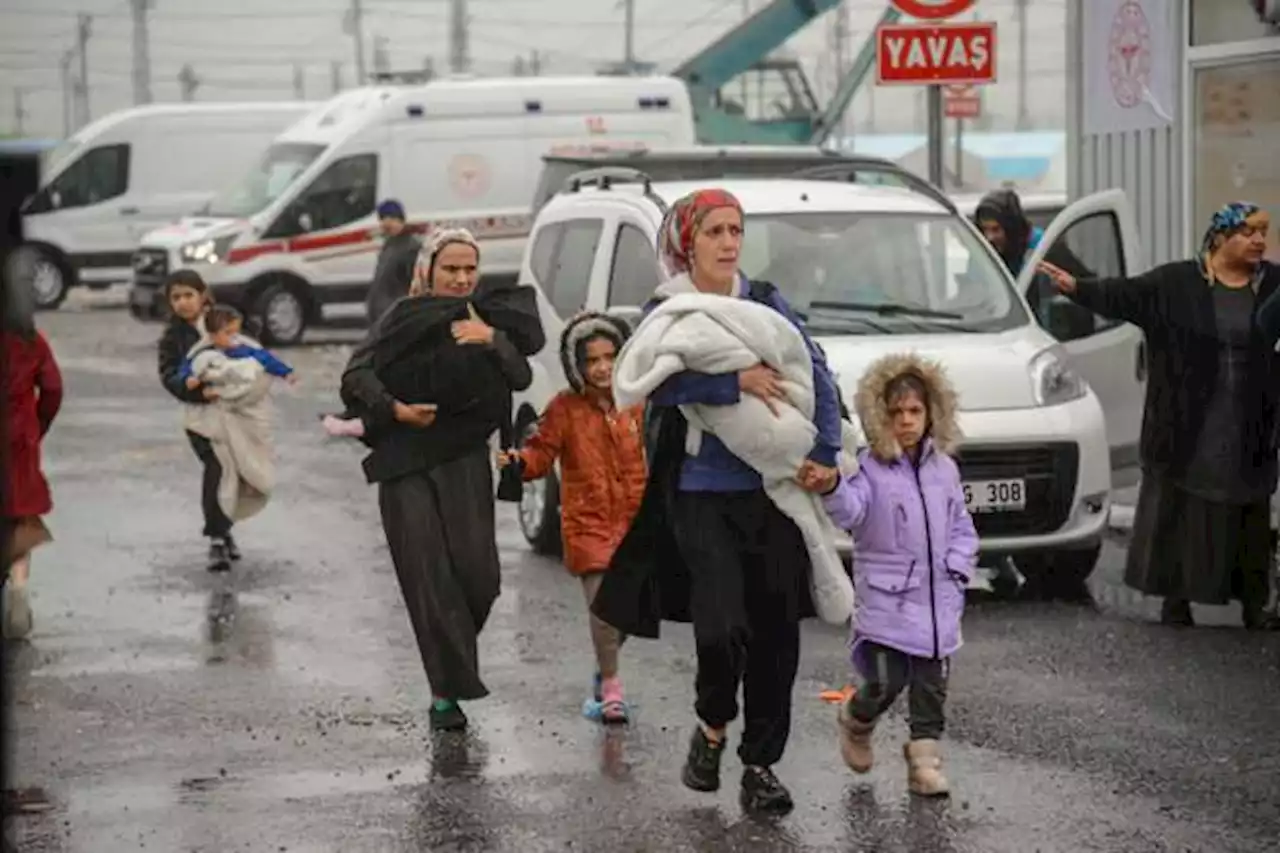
[1125,472,1271,607]
[378,448,500,701]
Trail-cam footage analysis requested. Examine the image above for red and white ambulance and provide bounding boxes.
[129,76,695,344]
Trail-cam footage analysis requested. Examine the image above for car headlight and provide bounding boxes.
[180,233,238,264]
[1029,345,1088,407]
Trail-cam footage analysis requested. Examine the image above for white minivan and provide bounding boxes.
[21,102,313,309]
[510,162,1145,590]
[129,76,696,343]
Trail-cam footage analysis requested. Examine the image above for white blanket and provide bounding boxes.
[183,342,275,523]
[613,277,855,625]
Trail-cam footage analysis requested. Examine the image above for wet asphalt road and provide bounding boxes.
[5,291,1280,853]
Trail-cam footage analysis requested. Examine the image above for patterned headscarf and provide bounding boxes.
[1201,201,1264,255]
[657,188,744,277]
[411,227,481,294]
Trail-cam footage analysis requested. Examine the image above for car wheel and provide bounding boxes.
[1016,542,1101,600]
[517,425,562,556]
[28,247,71,311]
[255,282,308,346]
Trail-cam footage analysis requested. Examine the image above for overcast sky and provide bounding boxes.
[0,0,1069,139]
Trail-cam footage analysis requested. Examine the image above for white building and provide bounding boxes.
[1066,0,1280,267]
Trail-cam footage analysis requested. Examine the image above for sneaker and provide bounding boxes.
[207,539,231,573]
[429,700,468,732]
[681,727,726,793]
[2,584,33,640]
[223,534,242,562]
[740,765,794,815]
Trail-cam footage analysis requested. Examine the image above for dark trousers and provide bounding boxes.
[848,641,948,740]
[672,489,807,768]
[378,450,501,701]
[186,431,232,539]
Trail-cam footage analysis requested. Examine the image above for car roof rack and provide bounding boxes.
[792,158,957,214]
[563,166,669,214]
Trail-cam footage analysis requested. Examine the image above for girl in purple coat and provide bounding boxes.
[809,352,978,797]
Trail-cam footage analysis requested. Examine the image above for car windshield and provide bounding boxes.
[738,211,1026,334]
[203,142,325,218]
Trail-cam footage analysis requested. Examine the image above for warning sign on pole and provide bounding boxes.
[876,22,998,85]
[943,84,982,119]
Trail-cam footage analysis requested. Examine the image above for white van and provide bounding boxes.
[20,102,313,310]
[510,164,1146,591]
[129,76,696,343]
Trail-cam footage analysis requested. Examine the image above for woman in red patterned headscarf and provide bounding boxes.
[593,187,846,816]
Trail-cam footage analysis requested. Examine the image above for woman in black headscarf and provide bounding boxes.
[340,228,545,729]
[1042,202,1279,629]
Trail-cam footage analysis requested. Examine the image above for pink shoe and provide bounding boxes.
[322,415,365,438]
[600,677,629,725]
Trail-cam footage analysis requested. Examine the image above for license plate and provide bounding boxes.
[963,479,1026,513]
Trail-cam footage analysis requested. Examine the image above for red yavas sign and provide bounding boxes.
[876,22,998,85]
[890,0,977,19]
[943,84,982,118]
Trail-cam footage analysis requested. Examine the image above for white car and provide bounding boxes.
[511,161,1146,590]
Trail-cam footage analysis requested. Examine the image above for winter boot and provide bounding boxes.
[837,700,875,773]
[904,739,950,797]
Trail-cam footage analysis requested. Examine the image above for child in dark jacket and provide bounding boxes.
[156,269,239,572]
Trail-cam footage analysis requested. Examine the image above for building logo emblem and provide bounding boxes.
[448,154,491,200]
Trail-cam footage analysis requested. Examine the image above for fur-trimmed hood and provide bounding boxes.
[855,352,961,461]
[559,311,631,393]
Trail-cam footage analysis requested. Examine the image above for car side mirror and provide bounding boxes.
[50,190,62,209]
[297,211,313,232]
[1044,295,1095,342]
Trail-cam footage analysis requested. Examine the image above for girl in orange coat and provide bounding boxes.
[499,312,647,723]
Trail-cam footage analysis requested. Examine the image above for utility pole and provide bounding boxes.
[343,0,367,86]
[130,0,153,105]
[13,88,27,136]
[292,64,306,99]
[529,50,542,77]
[372,35,391,76]
[449,0,469,74]
[75,13,92,128]
[58,49,75,136]
[178,64,200,102]
[330,60,343,94]
[831,1,849,140]
[623,0,635,72]
[1015,0,1030,129]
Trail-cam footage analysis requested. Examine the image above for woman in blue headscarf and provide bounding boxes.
[1040,202,1278,629]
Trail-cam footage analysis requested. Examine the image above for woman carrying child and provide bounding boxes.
[806,352,978,797]
[340,228,544,732]
[157,270,238,572]
[498,312,646,723]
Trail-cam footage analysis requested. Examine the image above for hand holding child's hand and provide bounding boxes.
[201,386,220,401]
[185,377,201,390]
[495,449,521,469]
[796,460,839,494]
